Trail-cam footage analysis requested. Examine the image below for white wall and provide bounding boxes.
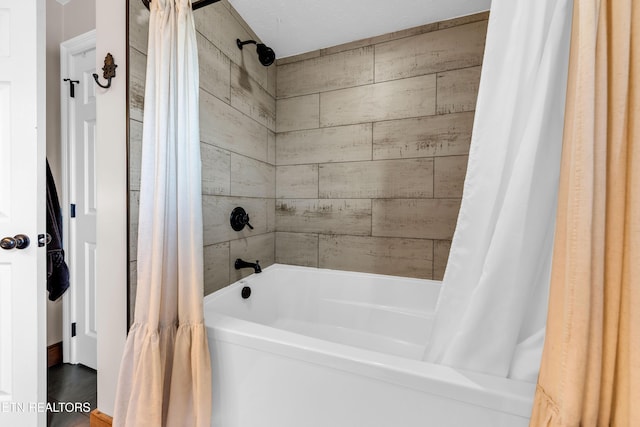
[62,0,96,41]
[95,0,127,416]
[46,0,96,347]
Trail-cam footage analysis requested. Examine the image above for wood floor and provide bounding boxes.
[47,363,97,427]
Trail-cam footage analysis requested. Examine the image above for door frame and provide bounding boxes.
[60,29,97,365]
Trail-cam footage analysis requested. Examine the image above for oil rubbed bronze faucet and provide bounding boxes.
[234,258,262,274]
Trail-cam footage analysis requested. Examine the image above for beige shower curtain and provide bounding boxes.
[113,0,211,425]
[530,0,639,425]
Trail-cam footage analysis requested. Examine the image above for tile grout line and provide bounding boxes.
[432,239,435,280]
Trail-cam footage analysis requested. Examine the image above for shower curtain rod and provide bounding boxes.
[142,0,222,11]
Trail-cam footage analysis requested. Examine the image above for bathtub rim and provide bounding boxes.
[204,264,535,419]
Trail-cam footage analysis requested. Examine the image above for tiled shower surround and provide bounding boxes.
[128,1,488,316]
[128,0,277,317]
[274,14,487,279]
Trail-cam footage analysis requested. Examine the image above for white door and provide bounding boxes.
[61,31,97,370]
[0,0,47,426]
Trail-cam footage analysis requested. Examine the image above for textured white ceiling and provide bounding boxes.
[228,0,492,59]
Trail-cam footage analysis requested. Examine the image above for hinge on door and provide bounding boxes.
[70,204,76,218]
[63,78,80,98]
[71,322,77,338]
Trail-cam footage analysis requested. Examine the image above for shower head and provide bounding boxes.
[236,39,276,67]
[256,44,276,67]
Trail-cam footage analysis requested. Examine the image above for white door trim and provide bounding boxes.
[60,29,97,365]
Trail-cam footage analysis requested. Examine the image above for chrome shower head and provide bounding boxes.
[236,39,276,67]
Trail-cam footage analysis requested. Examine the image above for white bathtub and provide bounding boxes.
[204,264,535,427]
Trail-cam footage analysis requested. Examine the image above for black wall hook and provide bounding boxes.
[63,79,80,98]
[93,53,117,89]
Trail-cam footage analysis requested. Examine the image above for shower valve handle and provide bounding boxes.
[244,216,254,229]
[230,207,254,231]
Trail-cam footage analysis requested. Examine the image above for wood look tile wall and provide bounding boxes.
[128,0,277,318]
[318,235,434,278]
[127,7,489,319]
[276,47,374,98]
[275,13,488,280]
[276,124,372,165]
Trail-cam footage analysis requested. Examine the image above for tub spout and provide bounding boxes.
[235,258,262,273]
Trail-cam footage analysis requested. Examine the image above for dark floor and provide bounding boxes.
[47,363,97,427]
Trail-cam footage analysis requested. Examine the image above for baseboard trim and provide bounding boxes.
[47,342,63,367]
[90,409,113,427]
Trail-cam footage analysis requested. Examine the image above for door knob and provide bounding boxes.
[1,237,16,250]
[14,234,30,249]
[0,234,30,250]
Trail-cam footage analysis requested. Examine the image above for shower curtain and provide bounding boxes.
[424,0,573,381]
[113,0,211,426]
[530,0,640,423]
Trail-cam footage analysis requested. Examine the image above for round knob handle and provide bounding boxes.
[14,234,30,250]
[1,237,16,250]
[0,235,30,250]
